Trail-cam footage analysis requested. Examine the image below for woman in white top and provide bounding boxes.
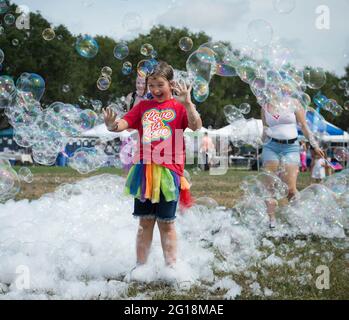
[261,101,325,228]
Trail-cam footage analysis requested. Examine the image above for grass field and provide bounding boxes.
[10,165,349,300]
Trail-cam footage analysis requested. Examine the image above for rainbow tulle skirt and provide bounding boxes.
[124,163,193,210]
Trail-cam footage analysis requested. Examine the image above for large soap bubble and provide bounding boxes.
[179,37,193,52]
[273,0,296,14]
[0,163,21,202]
[16,73,45,101]
[75,35,99,59]
[192,76,210,103]
[186,47,216,82]
[0,75,16,108]
[303,67,326,90]
[113,42,129,60]
[247,19,274,48]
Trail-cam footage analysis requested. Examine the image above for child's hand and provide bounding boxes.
[173,80,193,106]
[103,107,119,131]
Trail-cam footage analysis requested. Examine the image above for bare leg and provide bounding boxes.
[263,161,279,220]
[280,164,299,202]
[157,221,177,266]
[136,218,156,265]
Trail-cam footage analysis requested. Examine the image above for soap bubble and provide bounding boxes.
[42,28,55,41]
[303,67,326,90]
[247,19,273,47]
[69,147,106,174]
[4,13,15,25]
[323,99,343,116]
[96,77,111,91]
[79,109,98,131]
[0,49,4,64]
[18,167,33,183]
[234,196,267,226]
[0,26,4,36]
[195,197,218,209]
[192,76,210,103]
[140,43,154,57]
[338,80,347,90]
[179,37,193,52]
[200,42,237,77]
[186,47,216,82]
[0,75,16,108]
[122,61,132,75]
[62,84,71,93]
[75,36,99,59]
[239,103,251,115]
[334,147,349,162]
[12,39,19,46]
[236,59,258,84]
[343,101,349,111]
[224,105,243,123]
[0,165,20,202]
[273,0,296,14]
[101,66,112,78]
[0,0,9,14]
[137,59,158,78]
[113,42,129,60]
[16,73,45,101]
[122,12,142,32]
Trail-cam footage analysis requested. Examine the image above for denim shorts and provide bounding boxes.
[133,191,178,223]
[262,139,300,165]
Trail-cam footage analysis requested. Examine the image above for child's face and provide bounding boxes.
[136,77,146,95]
[147,76,173,103]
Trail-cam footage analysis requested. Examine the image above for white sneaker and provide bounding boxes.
[269,218,276,229]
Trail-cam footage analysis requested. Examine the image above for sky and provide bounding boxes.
[12,0,349,76]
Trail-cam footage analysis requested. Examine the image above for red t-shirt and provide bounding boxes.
[123,98,188,176]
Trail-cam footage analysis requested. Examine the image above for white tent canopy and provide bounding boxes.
[81,124,134,140]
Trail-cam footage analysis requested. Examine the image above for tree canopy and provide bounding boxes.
[0,3,348,131]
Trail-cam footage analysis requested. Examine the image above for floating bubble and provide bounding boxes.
[224,105,243,123]
[140,43,154,57]
[96,76,111,91]
[75,36,99,59]
[273,0,296,14]
[338,80,348,90]
[12,39,19,46]
[0,75,16,109]
[122,61,132,75]
[0,0,9,14]
[344,101,349,111]
[0,26,4,36]
[303,67,326,90]
[137,59,158,78]
[91,99,103,111]
[247,19,273,48]
[334,148,349,162]
[179,37,193,52]
[16,73,45,101]
[0,165,20,202]
[186,47,216,82]
[4,13,15,25]
[200,42,237,77]
[62,84,71,93]
[195,197,218,209]
[113,42,129,60]
[323,99,343,116]
[0,48,4,64]
[237,59,257,84]
[79,109,98,130]
[101,66,112,77]
[192,76,209,103]
[69,147,106,174]
[122,12,142,32]
[42,28,55,41]
[18,167,33,183]
[57,35,63,41]
[239,103,251,115]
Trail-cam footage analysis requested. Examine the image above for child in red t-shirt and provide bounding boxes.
[103,61,202,274]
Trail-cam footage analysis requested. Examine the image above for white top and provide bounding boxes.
[312,158,326,179]
[265,111,298,140]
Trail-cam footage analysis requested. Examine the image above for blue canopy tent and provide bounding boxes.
[0,127,14,137]
[298,108,349,142]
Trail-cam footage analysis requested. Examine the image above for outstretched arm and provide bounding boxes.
[296,108,325,158]
[103,107,129,132]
